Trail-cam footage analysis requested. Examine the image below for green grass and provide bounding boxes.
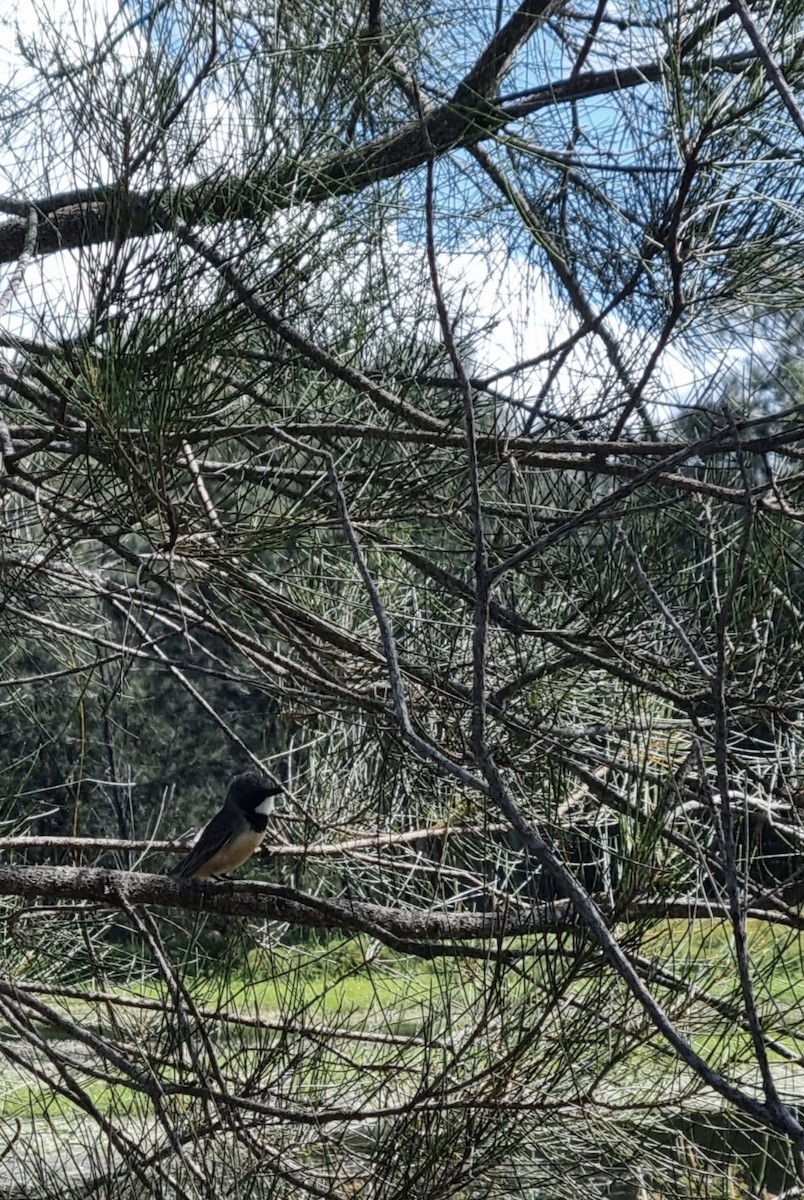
[5,924,804,1124]
[0,1077,150,1120]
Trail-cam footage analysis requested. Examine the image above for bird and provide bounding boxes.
[168,772,282,879]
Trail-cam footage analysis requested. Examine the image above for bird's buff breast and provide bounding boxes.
[192,829,267,878]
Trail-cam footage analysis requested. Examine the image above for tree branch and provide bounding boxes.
[0,51,758,269]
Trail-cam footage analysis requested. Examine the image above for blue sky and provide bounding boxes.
[0,0,778,430]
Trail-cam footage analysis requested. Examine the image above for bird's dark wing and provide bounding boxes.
[169,808,239,878]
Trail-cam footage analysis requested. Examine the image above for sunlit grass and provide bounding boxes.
[0,1078,149,1120]
[4,922,804,1125]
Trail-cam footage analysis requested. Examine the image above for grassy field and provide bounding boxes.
[4,920,804,1115]
[2,924,804,1198]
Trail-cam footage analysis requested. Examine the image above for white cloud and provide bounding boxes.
[0,1,147,343]
[0,1,763,428]
[429,247,709,431]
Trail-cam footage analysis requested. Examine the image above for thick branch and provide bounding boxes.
[0,865,572,943]
[0,50,756,269]
[0,866,794,947]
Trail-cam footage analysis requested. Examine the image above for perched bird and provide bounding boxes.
[169,772,282,879]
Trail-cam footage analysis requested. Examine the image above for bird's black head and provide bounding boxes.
[226,772,283,816]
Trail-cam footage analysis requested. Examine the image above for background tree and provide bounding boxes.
[3,0,804,1195]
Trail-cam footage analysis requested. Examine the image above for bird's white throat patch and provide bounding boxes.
[255,796,276,816]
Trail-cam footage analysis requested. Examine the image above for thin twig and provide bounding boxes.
[730,0,804,140]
